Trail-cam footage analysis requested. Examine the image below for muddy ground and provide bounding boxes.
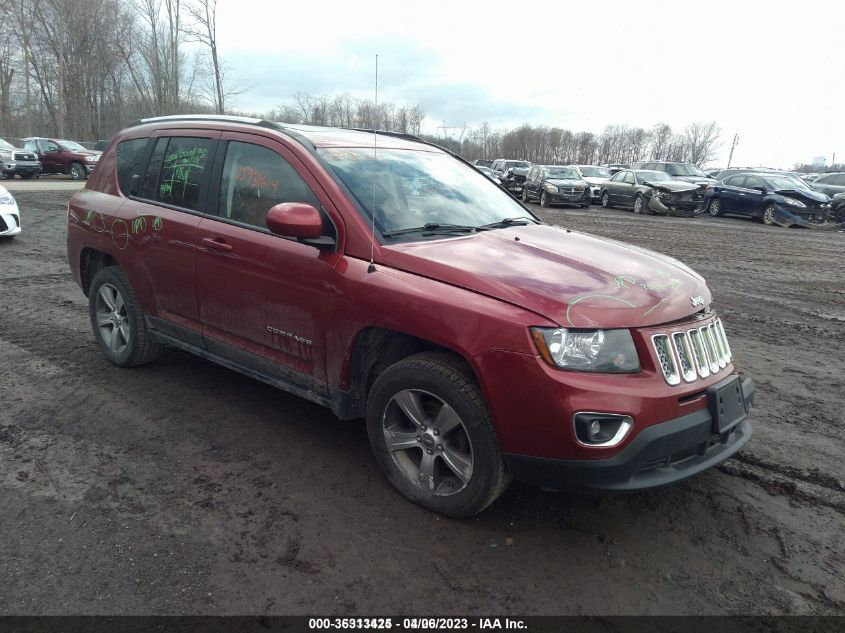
[0,189,843,616]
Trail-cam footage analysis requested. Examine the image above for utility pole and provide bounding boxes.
[726,134,739,168]
[833,152,836,168]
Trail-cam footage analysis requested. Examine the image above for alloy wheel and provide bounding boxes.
[95,283,130,353]
[634,196,643,214]
[602,192,609,208]
[763,206,775,225]
[709,199,721,216]
[382,389,474,496]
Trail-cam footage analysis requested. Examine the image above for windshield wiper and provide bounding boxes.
[382,223,481,238]
[478,216,539,229]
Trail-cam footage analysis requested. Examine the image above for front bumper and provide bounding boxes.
[505,375,754,492]
[84,162,97,173]
[773,204,837,229]
[548,189,591,205]
[0,206,22,236]
[648,196,705,217]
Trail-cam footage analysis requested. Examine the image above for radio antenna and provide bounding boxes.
[367,54,378,274]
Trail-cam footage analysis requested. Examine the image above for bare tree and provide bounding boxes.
[683,121,722,166]
[184,0,224,113]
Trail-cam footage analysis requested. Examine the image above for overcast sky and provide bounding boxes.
[215,0,843,168]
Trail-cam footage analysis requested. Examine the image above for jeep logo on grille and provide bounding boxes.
[690,295,705,307]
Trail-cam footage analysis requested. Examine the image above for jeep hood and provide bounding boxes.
[380,224,711,328]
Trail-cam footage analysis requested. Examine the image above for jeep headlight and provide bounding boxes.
[531,328,640,373]
[783,197,806,208]
[544,184,559,193]
[85,155,99,162]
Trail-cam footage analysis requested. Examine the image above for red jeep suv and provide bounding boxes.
[66,115,755,516]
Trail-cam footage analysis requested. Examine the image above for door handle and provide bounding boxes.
[202,237,233,252]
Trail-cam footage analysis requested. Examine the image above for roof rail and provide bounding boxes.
[127,114,283,130]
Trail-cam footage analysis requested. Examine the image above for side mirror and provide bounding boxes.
[753,185,767,193]
[266,202,326,242]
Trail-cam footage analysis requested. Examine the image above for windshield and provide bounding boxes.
[636,170,672,183]
[58,140,86,151]
[578,166,610,178]
[666,163,706,177]
[504,161,530,170]
[320,148,533,236]
[0,139,14,151]
[546,168,580,180]
[767,176,810,191]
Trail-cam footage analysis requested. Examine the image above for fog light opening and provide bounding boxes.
[574,412,633,448]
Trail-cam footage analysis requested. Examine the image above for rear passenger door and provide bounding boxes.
[718,175,745,213]
[194,132,342,390]
[119,131,220,345]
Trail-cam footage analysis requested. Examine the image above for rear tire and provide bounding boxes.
[88,266,162,367]
[601,191,611,209]
[365,352,509,517]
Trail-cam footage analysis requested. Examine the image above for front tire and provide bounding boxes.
[521,189,530,203]
[762,204,776,226]
[540,191,550,208]
[633,195,645,214]
[69,162,87,180]
[366,352,509,517]
[601,191,611,208]
[88,266,162,367]
[708,198,722,217]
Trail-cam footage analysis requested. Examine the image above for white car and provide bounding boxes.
[573,165,612,202]
[0,184,21,237]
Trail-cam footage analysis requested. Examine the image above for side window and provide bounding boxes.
[155,137,214,210]
[609,171,622,182]
[816,174,833,185]
[42,140,60,153]
[834,174,845,186]
[726,176,746,187]
[217,141,320,230]
[116,138,149,196]
[23,140,37,152]
[745,176,763,190]
[622,171,635,184]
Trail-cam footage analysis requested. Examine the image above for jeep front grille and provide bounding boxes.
[652,319,733,385]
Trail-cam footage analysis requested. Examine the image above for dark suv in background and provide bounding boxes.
[22,137,102,180]
[522,165,590,207]
[634,161,716,189]
[490,159,531,197]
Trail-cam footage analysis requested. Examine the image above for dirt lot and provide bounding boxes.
[0,188,843,616]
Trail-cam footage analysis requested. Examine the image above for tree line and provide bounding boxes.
[0,0,235,141]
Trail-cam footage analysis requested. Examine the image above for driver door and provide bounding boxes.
[195,133,343,387]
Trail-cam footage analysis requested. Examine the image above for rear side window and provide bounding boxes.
[725,176,746,187]
[834,174,845,186]
[155,137,214,210]
[217,141,319,229]
[116,138,149,195]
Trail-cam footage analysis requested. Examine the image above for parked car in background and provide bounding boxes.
[491,159,531,197]
[831,192,845,224]
[704,173,832,227]
[573,165,611,202]
[602,163,629,175]
[635,161,716,189]
[810,172,845,198]
[600,169,701,216]
[522,165,590,208]
[0,184,22,237]
[704,169,722,179]
[800,173,821,183]
[476,165,501,184]
[21,137,102,180]
[0,138,41,180]
[66,115,754,516]
[471,159,493,168]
